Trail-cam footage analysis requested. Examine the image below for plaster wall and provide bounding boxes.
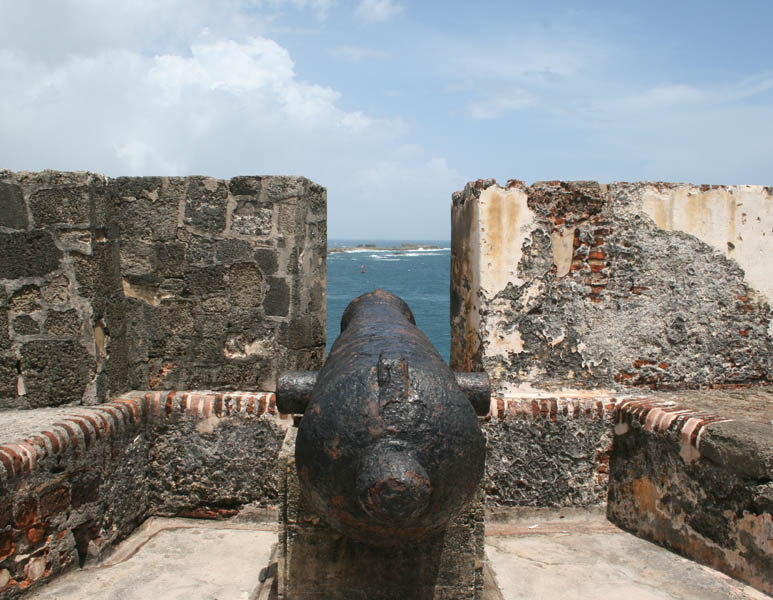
[451,179,772,395]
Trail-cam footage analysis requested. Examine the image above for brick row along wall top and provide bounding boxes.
[0,171,327,409]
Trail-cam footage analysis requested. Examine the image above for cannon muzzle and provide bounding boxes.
[277,289,487,546]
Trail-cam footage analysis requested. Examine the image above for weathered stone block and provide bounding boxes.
[28,184,90,227]
[8,285,42,313]
[0,308,10,350]
[12,316,39,336]
[227,263,263,307]
[44,310,81,337]
[159,299,195,336]
[0,232,61,279]
[264,277,289,317]
[42,275,70,306]
[231,208,273,237]
[111,176,180,242]
[20,340,93,407]
[0,355,17,398]
[183,265,226,298]
[0,182,27,230]
[184,233,216,265]
[214,238,253,264]
[183,177,228,234]
[254,247,278,275]
[119,242,158,280]
[156,242,186,278]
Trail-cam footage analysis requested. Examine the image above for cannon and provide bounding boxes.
[277,289,488,546]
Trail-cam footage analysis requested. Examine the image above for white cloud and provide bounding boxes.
[354,0,403,24]
[0,2,456,238]
[0,35,386,176]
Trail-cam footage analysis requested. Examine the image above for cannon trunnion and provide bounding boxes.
[277,289,487,546]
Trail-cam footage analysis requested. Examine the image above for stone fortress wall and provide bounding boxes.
[0,170,325,597]
[0,170,326,410]
[451,179,772,594]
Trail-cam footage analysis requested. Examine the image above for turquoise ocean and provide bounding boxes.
[326,240,451,363]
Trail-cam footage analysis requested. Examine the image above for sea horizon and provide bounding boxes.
[326,239,452,362]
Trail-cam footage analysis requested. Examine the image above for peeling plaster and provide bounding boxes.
[478,185,538,295]
[638,185,773,304]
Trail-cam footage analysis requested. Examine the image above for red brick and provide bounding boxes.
[0,447,22,475]
[82,415,102,440]
[165,391,175,416]
[0,531,14,561]
[54,423,79,449]
[70,419,92,448]
[26,524,47,545]
[89,411,112,436]
[41,431,61,454]
[40,487,70,518]
[121,399,140,422]
[14,499,37,529]
[176,507,238,520]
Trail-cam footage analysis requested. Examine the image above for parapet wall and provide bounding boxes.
[451,179,772,393]
[0,171,326,409]
[452,178,772,593]
[0,391,287,597]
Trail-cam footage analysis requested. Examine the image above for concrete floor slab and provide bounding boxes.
[485,509,770,600]
[29,517,277,600]
[24,510,771,599]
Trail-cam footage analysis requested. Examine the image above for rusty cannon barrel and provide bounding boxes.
[277,289,488,546]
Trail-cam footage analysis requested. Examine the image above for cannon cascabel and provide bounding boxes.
[291,289,486,546]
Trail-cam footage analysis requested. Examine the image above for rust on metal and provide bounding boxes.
[278,289,488,546]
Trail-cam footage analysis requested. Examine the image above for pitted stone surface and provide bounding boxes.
[0,170,326,409]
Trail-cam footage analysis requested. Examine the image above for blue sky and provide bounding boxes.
[1,1,771,239]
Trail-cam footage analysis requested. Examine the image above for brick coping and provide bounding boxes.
[0,391,281,482]
[3,386,770,482]
[485,393,744,453]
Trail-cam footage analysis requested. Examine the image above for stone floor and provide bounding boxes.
[27,508,769,600]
